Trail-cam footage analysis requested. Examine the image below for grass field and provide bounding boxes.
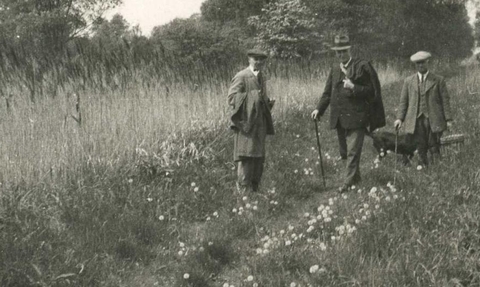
[1,60,480,286]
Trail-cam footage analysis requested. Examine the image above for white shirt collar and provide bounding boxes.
[342,58,353,68]
[249,65,259,76]
[418,71,429,82]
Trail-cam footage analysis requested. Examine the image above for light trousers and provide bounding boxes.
[337,125,366,186]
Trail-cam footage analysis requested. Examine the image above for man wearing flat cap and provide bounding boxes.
[228,49,275,193]
[394,51,452,167]
[311,35,385,193]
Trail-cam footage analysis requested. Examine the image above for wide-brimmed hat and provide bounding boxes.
[331,35,351,51]
[410,51,431,62]
[247,49,268,59]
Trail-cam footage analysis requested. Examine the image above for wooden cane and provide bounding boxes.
[314,120,326,188]
[394,128,398,185]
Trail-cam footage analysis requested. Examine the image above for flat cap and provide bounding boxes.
[410,51,431,62]
[247,49,268,58]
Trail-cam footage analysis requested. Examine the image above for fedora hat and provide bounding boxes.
[331,35,351,51]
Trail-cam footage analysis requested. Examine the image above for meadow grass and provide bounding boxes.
[0,60,479,286]
[0,59,406,187]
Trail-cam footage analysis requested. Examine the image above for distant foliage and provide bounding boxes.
[92,14,135,47]
[249,0,325,58]
[301,0,370,39]
[0,0,121,56]
[0,0,475,101]
[150,16,245,66]
[201,0,274,25]
[302,0,474,60]
[0,0,123,101]
[360,0,474,59]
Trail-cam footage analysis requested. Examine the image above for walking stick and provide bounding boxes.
[394,128,399,185]
[314,120,326,188]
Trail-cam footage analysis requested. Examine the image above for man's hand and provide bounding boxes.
[394,119,402,130]
[343,79,354,90]
[447,120,453,130]
[311,109,320,120]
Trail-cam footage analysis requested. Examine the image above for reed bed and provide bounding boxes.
[0,55,412,187]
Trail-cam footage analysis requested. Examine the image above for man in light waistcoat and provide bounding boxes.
[394,51,453,167]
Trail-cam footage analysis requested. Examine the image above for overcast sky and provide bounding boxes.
[107,0,206,35]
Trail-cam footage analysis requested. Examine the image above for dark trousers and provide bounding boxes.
[337,128,348,159]
[237,157,264,191]
[337,125,365,186]
[413,115,442,166]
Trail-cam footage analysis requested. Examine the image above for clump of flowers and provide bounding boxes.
[249,181,406,279]
[232,196,259,216]
[177,242,187,256]
[372,156,381,169]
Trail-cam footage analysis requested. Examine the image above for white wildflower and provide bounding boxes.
[309,264,319,274]
[319,242,327,251]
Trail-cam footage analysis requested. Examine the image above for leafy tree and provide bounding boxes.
[150,16,245,65]
[201,0,275,25]
[91,14,133,50]
[0,0,122,56]
[302,0,370,38]
[0,0,121,101]
[370,0,473,59]
[249,0,325,58]
[302,0,473,60]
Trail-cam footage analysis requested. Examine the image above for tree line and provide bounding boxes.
[0,0,476,99]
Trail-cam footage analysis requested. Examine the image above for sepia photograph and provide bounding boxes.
[0,0,479,286]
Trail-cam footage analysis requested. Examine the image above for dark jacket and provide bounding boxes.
[317,58,385,132]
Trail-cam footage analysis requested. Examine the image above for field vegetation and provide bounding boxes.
[1,0,480,286]
[1,54,480,286]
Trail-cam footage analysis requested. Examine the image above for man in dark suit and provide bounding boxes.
[311,35,385,193]
[394,51,452,167]
[228,49,275,193]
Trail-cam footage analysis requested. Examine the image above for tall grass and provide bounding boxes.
[0,54,410,187]
[0,49,478,286]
